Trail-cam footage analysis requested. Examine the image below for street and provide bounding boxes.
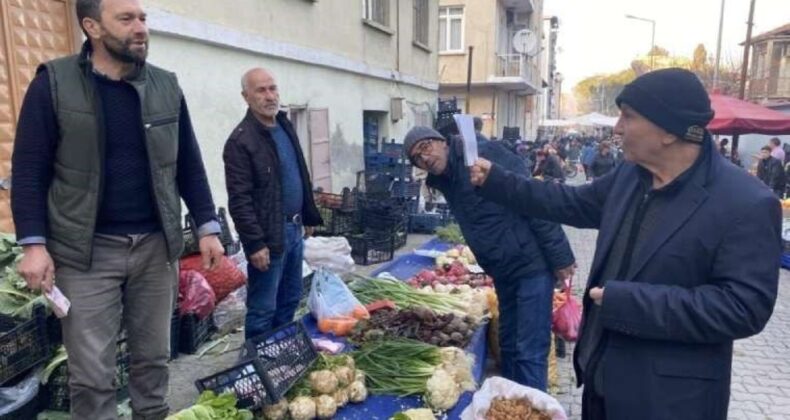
[554,226,790,419]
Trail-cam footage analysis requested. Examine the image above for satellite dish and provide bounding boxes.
[512,29,538,56]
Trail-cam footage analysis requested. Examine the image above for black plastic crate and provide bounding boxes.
[346,231,396,265]
[196,322,317,409]
[195,360,269,410]
[0,382,39,420]
[244,322,318,404]
[182,207,237,257]
[409,213,445,234]
[42,338,130,412]
[381,141,404,158]
[315,207,358,236]
[170,311,181,360]
[179,314,215,354]
[0,305,48,386]
[438,97,460,113]
[390,180,421,199]
[301,273,314,300]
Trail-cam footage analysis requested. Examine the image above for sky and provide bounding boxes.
[543,0,790,89]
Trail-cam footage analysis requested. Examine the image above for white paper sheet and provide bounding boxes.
[453,114,478,166]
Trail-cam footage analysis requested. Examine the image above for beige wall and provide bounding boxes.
[147,0,439,84]
[438,0,497,84]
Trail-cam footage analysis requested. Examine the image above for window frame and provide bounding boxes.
[413,0,430,48]
[439,6,465,53]
[363,0,391,28]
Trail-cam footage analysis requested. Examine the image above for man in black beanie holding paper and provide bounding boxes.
[469,68,781,419]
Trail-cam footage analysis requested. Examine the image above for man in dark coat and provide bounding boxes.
[403,126,575,391]
[757,145,786,197]
[470,68,780,419]
[223,68,323,339]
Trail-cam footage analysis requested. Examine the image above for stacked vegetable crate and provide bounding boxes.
[179,313,216,354]
[41,338,131,412]
[313,190,358,237]
[195,321,318,409]
[349,195,409,264]
[182,207,240,257]
[0,304,49,386]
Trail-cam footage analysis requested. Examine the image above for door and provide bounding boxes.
[308,108,331,192]
[0,0,77,232]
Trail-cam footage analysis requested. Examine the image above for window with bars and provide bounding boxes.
[363,0,390,27]
[413,0,429,46]
[439,6,464,52]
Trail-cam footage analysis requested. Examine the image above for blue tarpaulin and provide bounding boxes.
[302,237,489,419]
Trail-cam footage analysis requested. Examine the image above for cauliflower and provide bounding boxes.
[425,368,460,411]
[439,347,476,391]
[314,394,337,419]
[461,246,477,265]
[333,366,354,387]
[288,396,316,420]
[340,354,356,371]
[309,369,339,395]
[333,387,349,408]
[262,399,288,420]
[354,369,366,383]
[348,380,368,403]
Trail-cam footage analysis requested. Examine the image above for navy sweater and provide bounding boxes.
[11,69,217,241]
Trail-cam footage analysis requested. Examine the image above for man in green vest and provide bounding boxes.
[11,0,224,418]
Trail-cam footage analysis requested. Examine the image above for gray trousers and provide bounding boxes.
[56,233,177,420]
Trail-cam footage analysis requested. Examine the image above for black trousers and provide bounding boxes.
[582,385,607,420]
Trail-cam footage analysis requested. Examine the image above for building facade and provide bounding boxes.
[748,23,790,108]
[437,0,544,140]
[0,0,441,231]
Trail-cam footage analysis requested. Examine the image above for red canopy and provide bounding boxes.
[707,94,790,135]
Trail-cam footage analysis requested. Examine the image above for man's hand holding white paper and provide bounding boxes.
[453,114,478,166]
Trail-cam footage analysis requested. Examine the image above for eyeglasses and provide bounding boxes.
[409,140,436,168]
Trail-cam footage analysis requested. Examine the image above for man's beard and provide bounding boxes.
[102,33,148,65]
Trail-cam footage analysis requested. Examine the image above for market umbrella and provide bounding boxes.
[708,93,790,135]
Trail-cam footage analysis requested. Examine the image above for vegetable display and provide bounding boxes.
[435,224,465,245]
[349,276,467,314]
[268,354,368,420]
[0,235,46,318]
[349,307,479,348]
[406,264,493,289]
[352,339,474,411]
[165,391,254,420]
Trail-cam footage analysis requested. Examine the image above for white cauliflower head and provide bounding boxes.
[425,368,460,411]
[314,394,337,419]
[288,396,316,420]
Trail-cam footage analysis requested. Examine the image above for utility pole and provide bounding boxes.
[731,0,756,164]
[466,46,474,114]
[713,0,726,89]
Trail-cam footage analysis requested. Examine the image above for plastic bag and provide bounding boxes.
[304,237,356,274]
[213,285,247,334]
[180,255,246,303]
[552,279,581,342]
[0,369,41,415]
[460,376,567,420]
[178,269,216,319]
[307,269,369,336]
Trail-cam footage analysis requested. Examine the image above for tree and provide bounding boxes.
[692,44,708,73]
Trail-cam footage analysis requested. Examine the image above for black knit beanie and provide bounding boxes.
[616,68,714,143]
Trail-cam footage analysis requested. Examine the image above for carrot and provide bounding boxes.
[352,305,371,320]
[365,300,396,313]
[318,316,358,336]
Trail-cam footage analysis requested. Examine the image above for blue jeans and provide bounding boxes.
[245,223,304,340]
[495,270,554,391]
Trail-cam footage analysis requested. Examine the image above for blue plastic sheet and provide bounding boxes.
[302,236,489,419]
[303,316,489,420]
[782,253,790,270]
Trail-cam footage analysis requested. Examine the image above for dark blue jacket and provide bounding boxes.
[427,138,574,281]
[478,137,781,419]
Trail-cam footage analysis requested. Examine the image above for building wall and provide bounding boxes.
[141,1,439,204]
[438,0,496,85]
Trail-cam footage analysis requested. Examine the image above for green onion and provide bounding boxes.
[349,276,466,314]
[352,338,442,397]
